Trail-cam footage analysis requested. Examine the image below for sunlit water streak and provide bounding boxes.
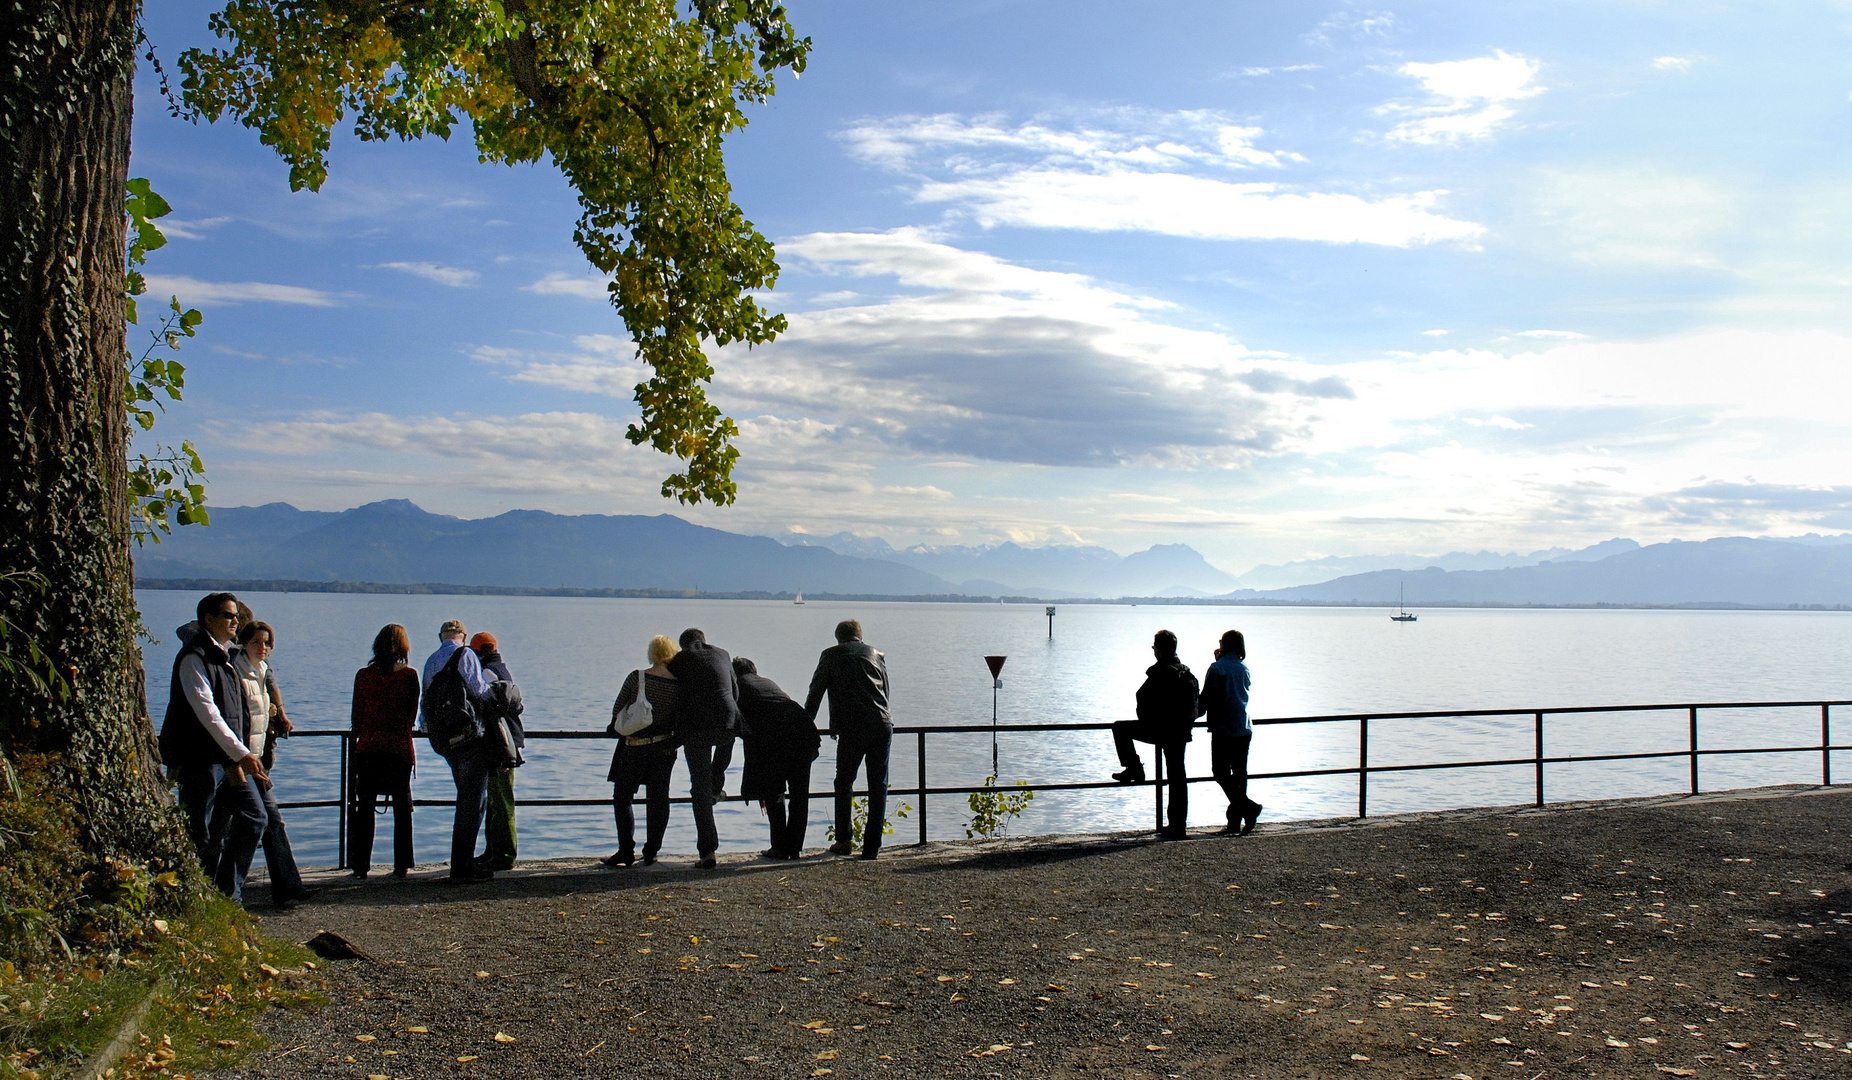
[135,592,1852,868]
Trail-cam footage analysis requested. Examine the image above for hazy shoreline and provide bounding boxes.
[135,577,1851,612]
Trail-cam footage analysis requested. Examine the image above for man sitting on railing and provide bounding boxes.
[1111,629,1202,840]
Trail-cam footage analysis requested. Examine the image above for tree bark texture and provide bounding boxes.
[1,0,191,879]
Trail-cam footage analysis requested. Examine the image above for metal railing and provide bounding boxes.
[279,699,1852,867]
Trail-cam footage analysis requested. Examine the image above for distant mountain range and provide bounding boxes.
[1233,538,1641,590]
[133,501,1852,608]
[782,532,1239,597]
[1241,536,1852,608]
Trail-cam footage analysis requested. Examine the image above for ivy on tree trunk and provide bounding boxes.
[0,0,194,930]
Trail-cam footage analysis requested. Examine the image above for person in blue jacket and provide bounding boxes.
[1202,629,1261,835]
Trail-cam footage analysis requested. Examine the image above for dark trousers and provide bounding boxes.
[177,762,267,902]
[1111,721,1189,832]
[761,758,815,856]
[834,729,892,856]
[611,742,677,859]
[1210,728,1262,826]
[447,746,499,876]
[482,768,517,867]
[683,737,735,856]
[206,774,303,901]
[349,752,414,874]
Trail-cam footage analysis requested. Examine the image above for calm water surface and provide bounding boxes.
[135,592,1852,867]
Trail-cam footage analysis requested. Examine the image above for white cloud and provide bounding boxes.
[1382,50,1543,144]
[378,261,479,288]
[1421,329,1449,336]
[140,275,339,306]
[158,216,232,240]
[1461,415,1531,429]
[1529,168,1735,268]
[524,272,612,300]
[846,112,1484,247]
[917,172,1484,246]
[1651,56,1694,72]
[1512,329,1587,339]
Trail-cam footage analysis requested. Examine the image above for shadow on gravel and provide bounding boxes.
[264,862,816,912]
[1768,886,1852,1003]
[890,838,1146,875]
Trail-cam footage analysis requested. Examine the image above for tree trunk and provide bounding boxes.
[1,0,192,890]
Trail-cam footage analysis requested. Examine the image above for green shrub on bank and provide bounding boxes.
[1,753,320,1078]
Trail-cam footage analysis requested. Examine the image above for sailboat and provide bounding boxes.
[1390,582,1417,623]
[793,592,805,605]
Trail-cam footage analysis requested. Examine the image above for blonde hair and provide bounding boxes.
[648,634,679,665]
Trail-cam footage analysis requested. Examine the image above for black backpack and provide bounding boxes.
[425,647,483,757]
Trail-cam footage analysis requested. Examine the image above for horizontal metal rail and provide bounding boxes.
[271,699,1850,865]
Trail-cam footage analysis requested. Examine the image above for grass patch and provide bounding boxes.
[1,893,324,1079]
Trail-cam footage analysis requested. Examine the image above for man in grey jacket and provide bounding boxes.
[804,620,892,859]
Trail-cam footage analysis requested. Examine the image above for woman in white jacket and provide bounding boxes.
[231,621,315,908]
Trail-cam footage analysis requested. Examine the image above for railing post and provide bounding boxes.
[336,731,349,870]
[918,731,928,845]
[1688,706,1700,795]
[1824,705,1833,787]
[1534,712,1545,808]
[1154,748,1165,832]
[1358,718,1369,819]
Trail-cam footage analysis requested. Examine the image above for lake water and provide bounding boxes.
[135,591,1852,869]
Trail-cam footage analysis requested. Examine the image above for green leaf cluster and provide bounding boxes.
[124,179,209,545]
[175,0,810,505]
[824,796,911,849]
[965,774,1034,839]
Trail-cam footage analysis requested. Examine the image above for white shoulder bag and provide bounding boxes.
[612,670,654,736]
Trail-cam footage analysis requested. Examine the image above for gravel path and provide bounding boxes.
[221,785,1852,1079]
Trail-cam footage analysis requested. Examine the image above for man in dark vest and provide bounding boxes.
[804,619,892,860]
[667,628,741,869]
[160,592,269,903]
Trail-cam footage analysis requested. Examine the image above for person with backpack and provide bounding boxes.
[735,656,821,860]
[1109,629,1203,840]
[421,619,498,882]
[470,631,523,872]
[1202,629,1262,836]
[603,635,681,867]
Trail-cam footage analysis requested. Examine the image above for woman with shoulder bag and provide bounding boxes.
[604,635,681,867]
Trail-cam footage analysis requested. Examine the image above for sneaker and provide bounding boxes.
[1240,804,1263,836]
[696,855,717,870]
[857,850,880,861]
[827,840,855,856]
[601,851,635,868]
[1112,765,1146,784]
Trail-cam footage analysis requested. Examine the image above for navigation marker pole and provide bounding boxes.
[984,655,1008,776]
[1046,605,1056,639]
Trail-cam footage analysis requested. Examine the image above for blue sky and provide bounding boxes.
[131,1,1852,571]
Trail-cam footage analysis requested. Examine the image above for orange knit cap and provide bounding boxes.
[469,631,498,652]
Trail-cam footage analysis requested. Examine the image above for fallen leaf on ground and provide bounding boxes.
[405,1026,428,1034]
[493,1032,516,1044]
[457,1055,479,1062]
[354,1034,376,1042]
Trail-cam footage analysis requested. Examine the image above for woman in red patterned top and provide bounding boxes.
[348,623,420,877]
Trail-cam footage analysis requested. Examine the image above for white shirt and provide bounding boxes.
[177,634,251,760]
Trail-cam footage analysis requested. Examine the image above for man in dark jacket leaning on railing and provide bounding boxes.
[1111,629,1202,840]
[668,628,741,869]
[805,619,892,860]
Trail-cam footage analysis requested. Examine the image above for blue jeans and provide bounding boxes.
[447,747,499,876]
[205,773,303,901]
[683,738,735,856]
[177,763,267,902]
[834,729,891,856]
